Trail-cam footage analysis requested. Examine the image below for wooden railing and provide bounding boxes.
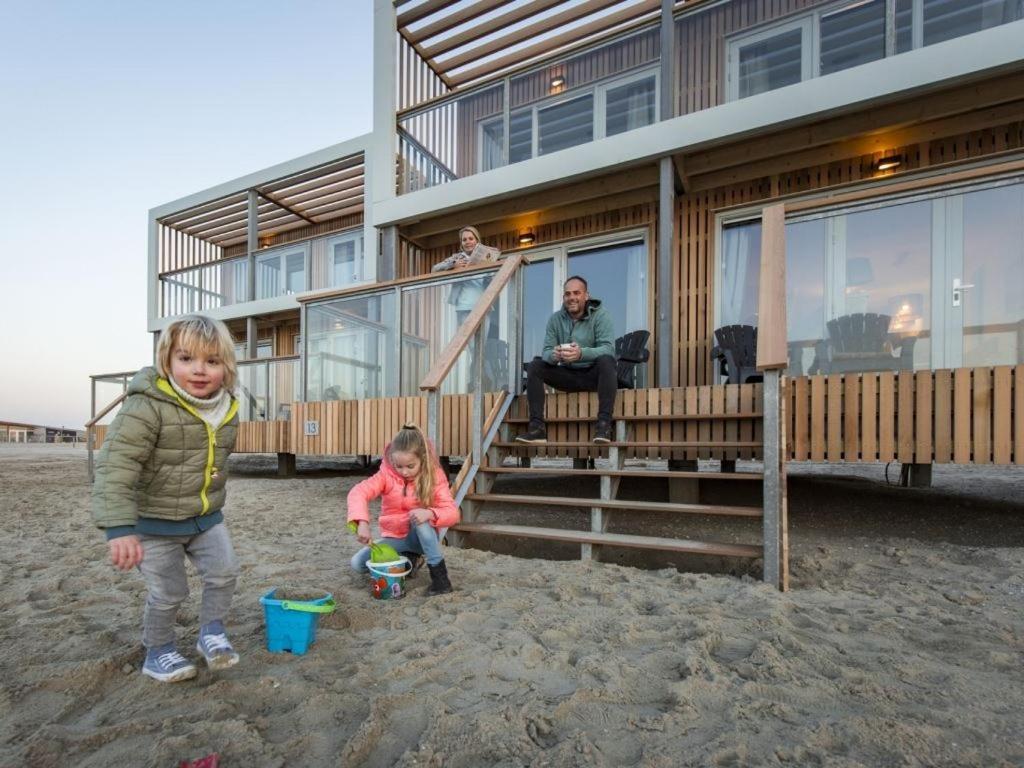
[86,391,129,482]
[419,253,527,465]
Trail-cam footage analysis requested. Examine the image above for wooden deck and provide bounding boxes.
[89,366,1022,465]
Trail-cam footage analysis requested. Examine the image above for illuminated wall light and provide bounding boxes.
[549,75,565,90]
[518,230,536,246]
[874,155,903,172]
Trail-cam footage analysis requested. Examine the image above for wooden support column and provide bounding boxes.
[246,189,258,303]
[758,204,789,591]
[657,157,675,387]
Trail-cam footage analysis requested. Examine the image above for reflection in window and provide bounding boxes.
[606,76,656,137]
[923,0,1022,46]
[306,293,395,401]
[961,182,1024,365]
[820,0,885,75]
[538,95,593,156]
[737,27,804,99]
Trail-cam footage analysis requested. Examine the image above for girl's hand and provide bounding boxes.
[356,521,372,544]
[409,508,433,525]
[108,535,143,571]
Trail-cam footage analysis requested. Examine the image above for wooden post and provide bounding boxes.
[758,204,788,591]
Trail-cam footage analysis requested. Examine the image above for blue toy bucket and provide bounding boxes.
[366,557,412,600]
[259,588,335,655]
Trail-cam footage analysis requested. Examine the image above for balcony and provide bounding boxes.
[392,0,1024,195]
[152,145,368,322]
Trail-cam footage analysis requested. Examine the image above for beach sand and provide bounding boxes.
[1,443,1022,767]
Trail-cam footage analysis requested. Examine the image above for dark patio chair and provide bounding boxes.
[615,330,650,389]
[811,313,916,374]
[711,325,762,384]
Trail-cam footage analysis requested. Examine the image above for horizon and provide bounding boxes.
[0,1,373,429]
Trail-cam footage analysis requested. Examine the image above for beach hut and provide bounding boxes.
[94,0,1024,588]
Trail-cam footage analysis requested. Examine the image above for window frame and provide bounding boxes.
[325,230,364,287]
[724,0,1020,101]
[476,67,660,169]
[714,171,1024,376]
[255,242,309,299]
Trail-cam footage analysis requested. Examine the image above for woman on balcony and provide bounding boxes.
[431,226,503,389]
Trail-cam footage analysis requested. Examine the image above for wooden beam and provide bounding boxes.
[432,0,626,72]
[404,165,659,239]
[756,204,787,371]
[258,191,316,225]
[687,99,1024,192]
[783,157,1024,215]
[396,0,454,28]
[447,1,660,87]
[420,0,565,59]
[418,185,658,250]
[404,0,508,43]
[681,71,1024,176]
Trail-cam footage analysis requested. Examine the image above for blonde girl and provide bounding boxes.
[346,424,458,596]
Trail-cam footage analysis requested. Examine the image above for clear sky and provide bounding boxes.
[0,1,373,429]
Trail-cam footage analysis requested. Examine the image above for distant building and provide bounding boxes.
[0,421,83,443]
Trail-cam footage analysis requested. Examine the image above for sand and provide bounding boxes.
[1,442,1022,767]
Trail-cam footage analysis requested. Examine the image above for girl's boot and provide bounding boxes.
[426,560,453,596]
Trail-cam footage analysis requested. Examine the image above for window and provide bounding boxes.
[327,232,362,288]
[478,70,658,168]
[256,245,307,299]
[717,176,1024,375]
[727,0,1021,100]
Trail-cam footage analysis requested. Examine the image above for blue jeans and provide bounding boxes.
[350,522,445,572]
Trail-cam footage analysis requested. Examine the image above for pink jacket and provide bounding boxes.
[346,450,459,540]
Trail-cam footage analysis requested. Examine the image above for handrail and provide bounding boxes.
[85,392,128,428]
[419,252,527,392]
[397,127,458,182]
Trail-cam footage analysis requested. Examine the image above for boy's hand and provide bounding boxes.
[409,508,433,525]
[108,535,143,571]
[356,521,372,544]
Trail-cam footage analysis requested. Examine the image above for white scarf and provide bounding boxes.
[168,378,232,430]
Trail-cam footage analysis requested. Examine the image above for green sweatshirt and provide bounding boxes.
[541,298,615,369]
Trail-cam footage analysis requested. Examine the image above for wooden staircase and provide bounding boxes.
[450,387,789,589]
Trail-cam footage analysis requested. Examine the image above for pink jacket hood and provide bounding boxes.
[345,444,459,540]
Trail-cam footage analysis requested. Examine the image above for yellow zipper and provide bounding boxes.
[157,379,238,514]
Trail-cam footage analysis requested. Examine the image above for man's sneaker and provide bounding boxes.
[515,424,547,443]
[196,621,240,670]
[592,421,613,444]
[142,643,197,683]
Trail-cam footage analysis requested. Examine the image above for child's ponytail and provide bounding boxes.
[390,423,436,508]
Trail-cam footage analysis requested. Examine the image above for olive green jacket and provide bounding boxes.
[91,367,239,531]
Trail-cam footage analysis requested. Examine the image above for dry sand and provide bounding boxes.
[1,443,1022,767]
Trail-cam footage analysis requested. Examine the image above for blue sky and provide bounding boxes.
[0,1,373,428]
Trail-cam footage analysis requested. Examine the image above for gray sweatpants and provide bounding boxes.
[137,524,239,649]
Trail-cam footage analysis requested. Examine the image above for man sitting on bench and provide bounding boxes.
[516,276,616,445]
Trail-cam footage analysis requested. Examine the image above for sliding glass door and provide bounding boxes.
[520,235,650,384]
[718,176,1024,376]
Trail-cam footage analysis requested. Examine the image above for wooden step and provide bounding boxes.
[465,493,762,517]
[479,466,763,481]
[452,523,762,558]
[492,440,762,449]
[502,413,763,423]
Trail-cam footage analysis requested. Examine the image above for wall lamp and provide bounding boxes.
[874,154,903,172]
[549,75,565,90]
[518,230,536,246]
